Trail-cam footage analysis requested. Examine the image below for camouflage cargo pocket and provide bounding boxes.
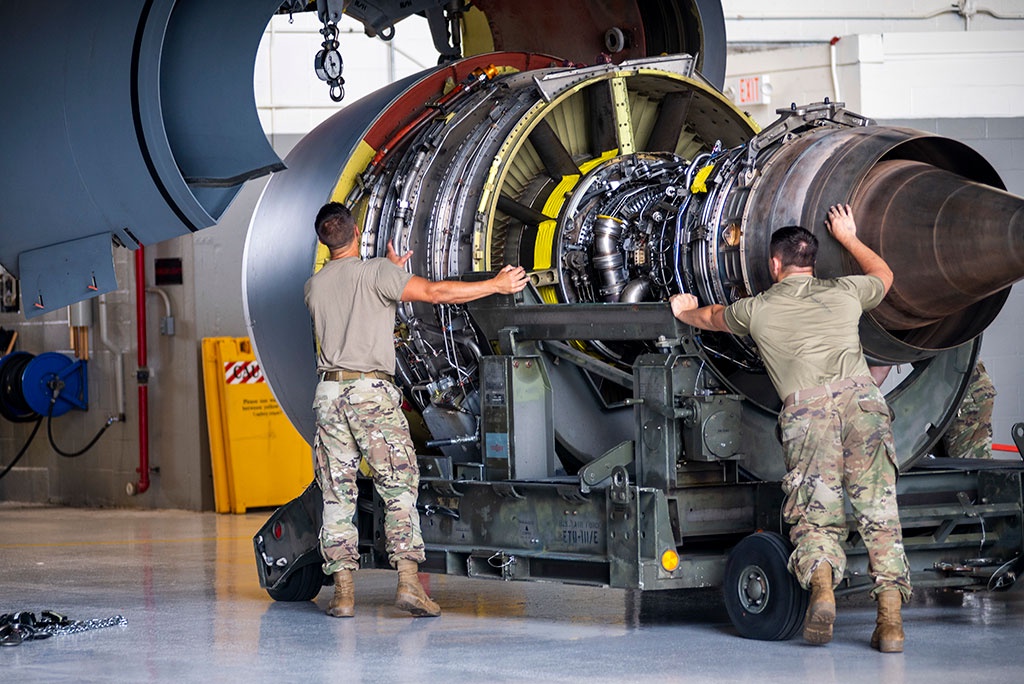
[856,396,899,473]
[857,395,894,422]
[779,413,811,470]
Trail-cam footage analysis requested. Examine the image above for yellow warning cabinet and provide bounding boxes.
[201,337,313,513]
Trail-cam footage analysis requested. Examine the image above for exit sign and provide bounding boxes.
[736,75,770,105]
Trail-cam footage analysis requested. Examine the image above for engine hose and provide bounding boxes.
[46,398,113,458]
[0,418,43,480]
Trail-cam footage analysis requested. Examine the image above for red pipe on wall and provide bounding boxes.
[134,246,150,495]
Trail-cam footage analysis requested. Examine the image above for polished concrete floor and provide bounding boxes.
[3,504,1024,683]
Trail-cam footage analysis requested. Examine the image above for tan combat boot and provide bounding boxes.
[871,589,904,653]
[395,560,441,617]
[803,563,836,645]
[326,569,354,618]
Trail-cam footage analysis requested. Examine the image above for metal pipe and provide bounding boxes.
[829,36,842,103]
[131,247,151,496]
[724,8,963,21]
[68,300,93,361]
[976,5,1024,20]
[723,4,1024,27]
[97,295,125,422]
[619,276,651,303]
[591,215,627,301]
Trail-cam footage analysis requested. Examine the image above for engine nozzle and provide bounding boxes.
[854,159,1024,349]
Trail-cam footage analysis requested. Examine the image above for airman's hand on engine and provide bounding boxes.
[669,293,699,319]
[825,204,858,244]
[387,241,413,267]
[493,264,529,294]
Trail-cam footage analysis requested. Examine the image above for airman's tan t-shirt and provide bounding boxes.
[304,257,413,374]
[723,274,885,401]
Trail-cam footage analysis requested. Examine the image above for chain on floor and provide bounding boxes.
[0,610,127,647]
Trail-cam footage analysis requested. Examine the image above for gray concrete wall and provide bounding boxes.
[0,134,303,510]
[0,244,202,508]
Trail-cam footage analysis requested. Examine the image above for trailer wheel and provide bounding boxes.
[723,531,808,640]
[267,563,325,602]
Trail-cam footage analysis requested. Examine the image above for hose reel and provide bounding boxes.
[0,351,88,422]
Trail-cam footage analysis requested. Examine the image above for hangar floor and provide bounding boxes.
[2,505,1023,683]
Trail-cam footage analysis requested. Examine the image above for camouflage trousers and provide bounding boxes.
[313,377,425,574]
[942,361,996,459]
[779,380,912,601]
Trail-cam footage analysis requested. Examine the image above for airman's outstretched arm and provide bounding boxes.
[669,293,732,332]
[826,204,894,294]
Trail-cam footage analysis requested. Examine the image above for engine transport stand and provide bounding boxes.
[254,301,1024,639]
[255,455,1024,639]
[254,457,1024,639]
[842,457,1024,597]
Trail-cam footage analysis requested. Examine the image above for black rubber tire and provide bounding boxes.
[723,531,808,640]
[267,562,326,602]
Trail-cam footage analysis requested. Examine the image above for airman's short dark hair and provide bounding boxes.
[314,202,356,251]
[769,225,818,269]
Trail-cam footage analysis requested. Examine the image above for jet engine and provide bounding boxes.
[244,54,1024,482]
[234,3,1024,632]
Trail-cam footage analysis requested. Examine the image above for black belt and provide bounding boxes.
[321,370,393,383]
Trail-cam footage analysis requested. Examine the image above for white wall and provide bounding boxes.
[722,0,1024,43]
[725,31,1024,127]
[858,31,1024,118]
[254,12,439,136]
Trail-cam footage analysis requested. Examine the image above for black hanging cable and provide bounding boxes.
[46,393,114,458]
[0,418,43,480]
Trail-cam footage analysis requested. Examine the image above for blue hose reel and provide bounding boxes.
[0,351,88,422]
